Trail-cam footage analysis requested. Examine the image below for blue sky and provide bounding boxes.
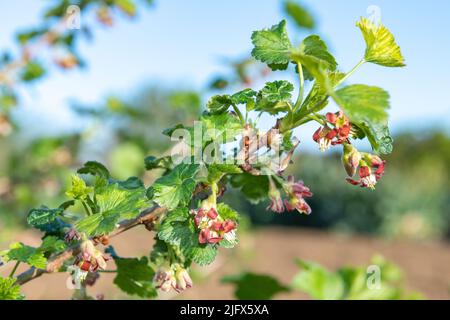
[1,0,449,138]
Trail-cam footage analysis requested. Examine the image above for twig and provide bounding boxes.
[15,206,166,286]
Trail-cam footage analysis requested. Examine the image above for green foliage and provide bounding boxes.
[224,257,422,300]
[113,256,157,298]
[292,256,423,300]
[27,206,63,227]
[76,182,148,236]
[230,173,269,204]
[0,277,24,300]
[357,122,394,155]
[357,18,405,67]
[255,80,294,114]
[335,85,390,124]
[77,161,110,181]
[206,164,242,183]
[251,20,292,70]
[20,61,46,82]
[66,175,93,200]
[149,164,199,210]
[222,272,290,299]
[0,243,47,269]
[298,35,337,80]
[284,0,315,29]
[207,95,234,114]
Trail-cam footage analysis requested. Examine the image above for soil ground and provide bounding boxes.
[1,227,449,300]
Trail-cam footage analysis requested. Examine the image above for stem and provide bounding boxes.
[294,62,305,111]
[9,261,20,278]
[81,201,92,216]
[335,59,365,88]
[307,114,325,125]
[281,58,366,133]
[98,270,117,273]
[232,104,245,125]
[16,206,166,286]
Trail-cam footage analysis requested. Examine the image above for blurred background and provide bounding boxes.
[0,0,449,299]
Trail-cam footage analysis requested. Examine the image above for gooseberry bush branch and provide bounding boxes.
[0,16,404,300]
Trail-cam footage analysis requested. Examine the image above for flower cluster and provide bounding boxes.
[267,176,313,215]
[154,263,193,293]
[75,240,108,272]
[191,207,237,244]
[342,144,386,189]
[313,111,351,151]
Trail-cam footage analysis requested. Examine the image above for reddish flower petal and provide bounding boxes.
[198,229,209,244]
[313,128,322,142]
[359,166,371,178]
[207,208,218,219]
[326,112,338,124]
[346,178,360,186]
[222,220,236,233]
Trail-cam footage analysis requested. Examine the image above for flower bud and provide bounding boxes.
[342,144,361,177]
[174,267,193,292]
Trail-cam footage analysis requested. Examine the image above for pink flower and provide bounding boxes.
[154,264,193,293]
[154,266,176,292]
[313,111,352,151]
[284,176,313,215]
[76,239,108,272]
[266,178,285,213]
[192,206,238,245]
[342,144,362,177]
[174,267,193,293]
[284,197,312,215]
[346,154,386,189]
[286,176,313,198]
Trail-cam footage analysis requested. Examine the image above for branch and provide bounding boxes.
[15,206,166,286]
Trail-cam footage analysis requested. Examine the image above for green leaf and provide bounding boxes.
[335,84,390,124]
[357,17,405,67]
[113,256,157,298]
[117,177,144,190]
[230,173,269,204]
[251,20,293,70]
[27,206,63,227]
[38,236,67,254]
[201,112,242,143]
[158,212,217,266]
[298,35,337,80]
[0,243,47,269]
[291,51,333,95]
[284,0,315,29]
[206,95,234,114]
[207,164,242,183]
[21,61,46,82]
[114,0,137,16]
[34,217,71,237]
[76,183,148,236]
[77,161,110,181]
[66,175,93,200]
[358,121,394,154]
[157,208,191,245]
[0,277,24,300]
[292,260,345,299]
[144,155,172,170]
[232,89,257,111]
[255,80,294,114]
[150,164,199,210]
[222,272,289,299]
[190,244,217,266]
[217,203,239,221]
[231,89,257,105]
